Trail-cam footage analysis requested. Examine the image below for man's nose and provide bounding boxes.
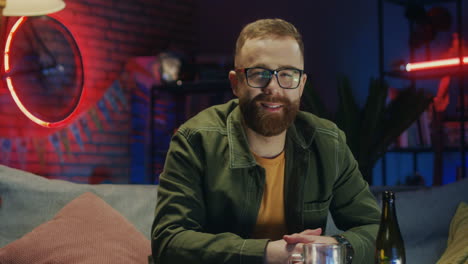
[261,75,281,94]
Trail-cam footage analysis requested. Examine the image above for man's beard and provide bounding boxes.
[238,93,300,137]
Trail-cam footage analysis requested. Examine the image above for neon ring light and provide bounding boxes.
[4,16,84,128]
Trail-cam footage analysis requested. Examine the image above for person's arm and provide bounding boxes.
[151,130,268,264]
[328,129,381,263]
[264,239,307,264]
[280,128,380,263]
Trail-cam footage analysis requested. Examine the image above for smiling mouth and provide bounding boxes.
[260,102,283,109]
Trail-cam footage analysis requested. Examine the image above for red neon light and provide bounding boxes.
[6,77,50,127]
[4,16,25,72]
[405,56,468,72]
[3,16,81,128]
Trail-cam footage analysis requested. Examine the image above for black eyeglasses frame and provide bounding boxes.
[235,67,305,89]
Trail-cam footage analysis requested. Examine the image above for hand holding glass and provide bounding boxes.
[288,243,345,264]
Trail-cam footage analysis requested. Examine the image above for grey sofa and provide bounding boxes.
[1,165,467,263]
[327,179,468,264]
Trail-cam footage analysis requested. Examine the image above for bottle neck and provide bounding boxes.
[381,198,399,226]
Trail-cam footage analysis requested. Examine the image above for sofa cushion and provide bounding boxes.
[436,202,468,264]
[0,165,158,247]
[0,192,151,263]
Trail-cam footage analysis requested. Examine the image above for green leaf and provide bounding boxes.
[335,75,360,157]
[300,75,434,184]
[301,80,330,119]
[372,88,433,163]
[357,78,389,171]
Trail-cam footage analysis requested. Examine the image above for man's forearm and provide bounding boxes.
[153,228,268,264]
[339,224,379,263]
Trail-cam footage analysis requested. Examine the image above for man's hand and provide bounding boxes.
[264,228,325,264]
[283,228,338,245]
[264,239,302,264]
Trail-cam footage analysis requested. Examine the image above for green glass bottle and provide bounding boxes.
[375,191,406,264]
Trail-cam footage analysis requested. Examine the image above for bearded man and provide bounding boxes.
[151,18,381,264]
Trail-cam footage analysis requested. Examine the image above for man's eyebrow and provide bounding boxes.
[276,65,302,70]
[250,64,301,69]
[250,63,270,68]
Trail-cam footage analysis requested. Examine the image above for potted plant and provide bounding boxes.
[301,76,433,184]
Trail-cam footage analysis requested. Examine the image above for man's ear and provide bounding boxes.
[298,73,307,97]
[229,70,239,97]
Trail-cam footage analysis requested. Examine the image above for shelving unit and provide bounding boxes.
[149,80,232,183]
[378,0,466,185]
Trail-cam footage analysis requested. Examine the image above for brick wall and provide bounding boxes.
[0,0,198,183]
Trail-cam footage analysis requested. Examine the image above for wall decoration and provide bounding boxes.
[49,133,63,163]
[69,123,84,151]
[58,129,71,156]
[1,138,12,165]
[14,138,28,169]
[3,15,83,128]
[0,0,198,184]
[104,91,119,112]
[32,137,46,168]
[88,107,102,131]
[79,117,92,142]
[111,80,129,111]
[97,99,112,123]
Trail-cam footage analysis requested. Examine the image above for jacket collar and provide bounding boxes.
[226,100,317,169]
[287,111,317,149]
[227,105,257,169]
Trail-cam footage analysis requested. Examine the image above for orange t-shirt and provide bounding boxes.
[251,151,287,240]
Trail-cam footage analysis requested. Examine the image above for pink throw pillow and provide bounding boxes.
[0,192,151,263]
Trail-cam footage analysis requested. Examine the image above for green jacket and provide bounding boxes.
[152,99,381,264]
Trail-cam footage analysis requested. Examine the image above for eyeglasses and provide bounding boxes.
[235,67,304,89]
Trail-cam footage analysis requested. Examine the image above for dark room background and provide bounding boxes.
[197,0,468,186]
[0,0,467,186]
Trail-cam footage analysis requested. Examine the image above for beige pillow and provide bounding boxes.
[436,202,468,264]
[0,192,151,264]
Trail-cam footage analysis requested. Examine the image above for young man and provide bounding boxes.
[152,18,380,264]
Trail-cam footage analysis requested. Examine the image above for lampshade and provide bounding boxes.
[3,0,65,16]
